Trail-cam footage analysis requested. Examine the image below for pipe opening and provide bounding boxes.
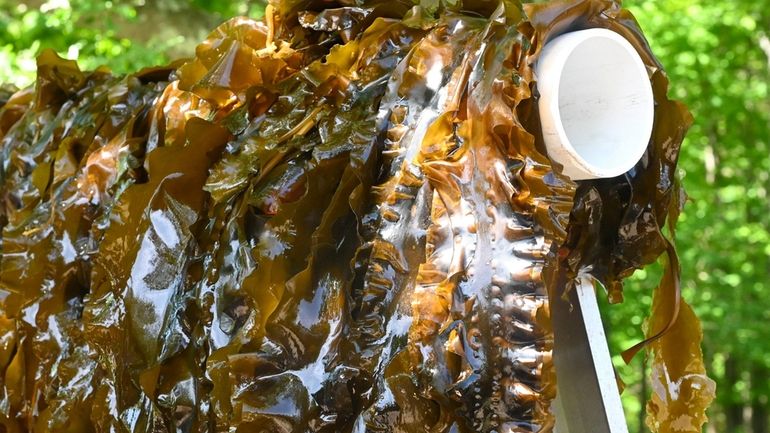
[537,29,654,180]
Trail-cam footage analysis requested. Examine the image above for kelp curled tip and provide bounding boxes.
[0,0,713,432]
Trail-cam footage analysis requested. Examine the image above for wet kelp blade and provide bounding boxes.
[0,0,714,432]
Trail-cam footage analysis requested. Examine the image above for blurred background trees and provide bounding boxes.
[0,0,768,432]
[603,1,770,433]
[0,0,264,86]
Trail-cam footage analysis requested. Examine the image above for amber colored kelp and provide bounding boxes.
[0,0,713,432]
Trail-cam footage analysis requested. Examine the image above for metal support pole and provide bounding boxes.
[551,277,629,433]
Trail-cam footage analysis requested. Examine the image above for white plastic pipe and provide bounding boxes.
[536,28,654,180]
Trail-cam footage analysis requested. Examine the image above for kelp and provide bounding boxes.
[0,0,713,432]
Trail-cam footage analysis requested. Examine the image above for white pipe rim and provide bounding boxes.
[536,28,655,180]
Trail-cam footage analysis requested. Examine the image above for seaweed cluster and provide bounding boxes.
[0,0,713,432]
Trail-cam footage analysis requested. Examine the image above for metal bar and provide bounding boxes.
[551,277,629,433]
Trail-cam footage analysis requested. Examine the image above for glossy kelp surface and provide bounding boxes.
[0,0,713,432]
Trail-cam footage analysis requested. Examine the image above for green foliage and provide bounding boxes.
[603,1,770,431]
[0,0,265,87]
[0,0,162,86]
